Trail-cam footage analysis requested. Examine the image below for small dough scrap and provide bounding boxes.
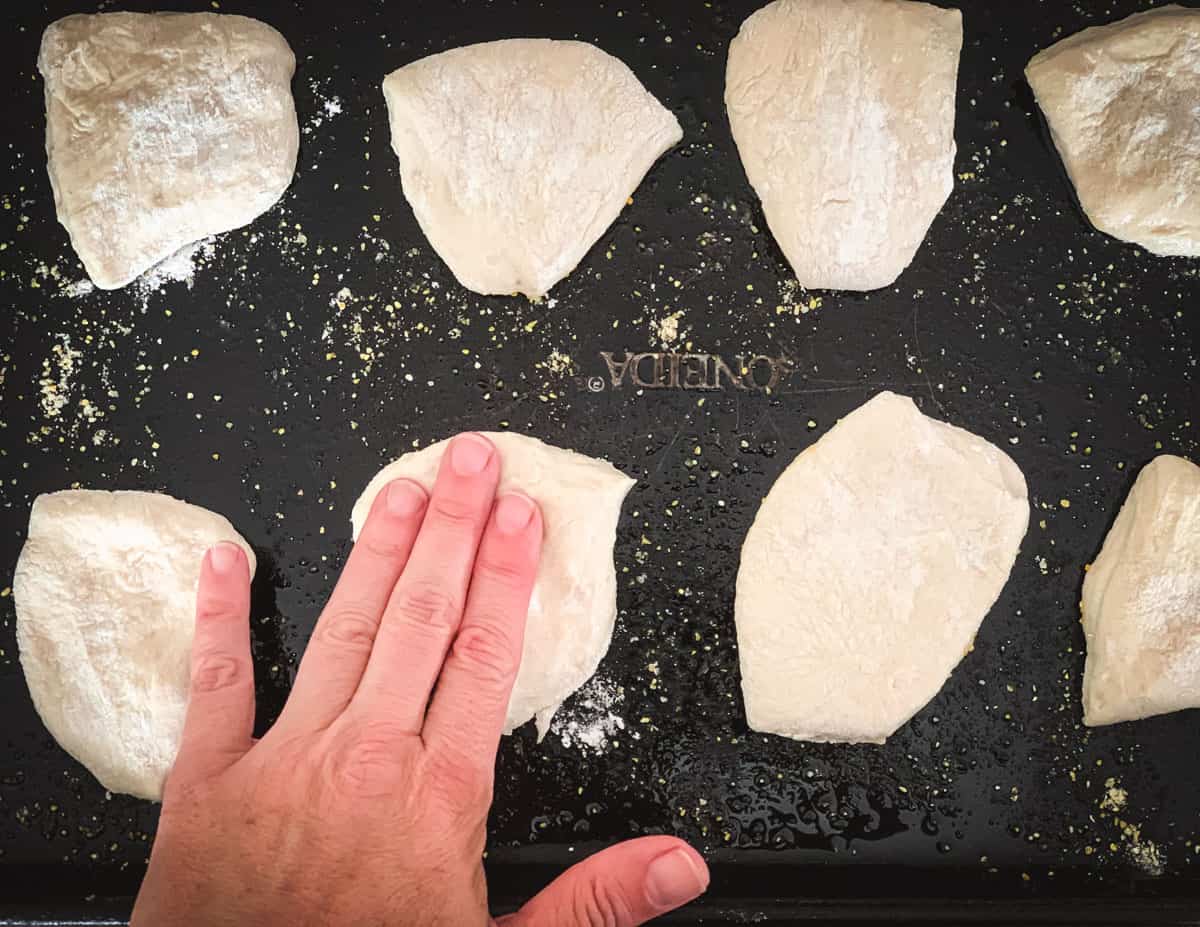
[1082,455,1200,726]
[735,392,1029,743]
[725,0,962,291]
[14,490,256,800]
[381,40,682,298]
[351,433,635,738]
[1026,6,1200,257]
[39,12,299,289]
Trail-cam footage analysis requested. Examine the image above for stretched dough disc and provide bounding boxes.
[351,433,635,739]
[38,12,299,289]
[381,39,682,298]
[735,392,1029,743]
[1026,6,1200,257]
[1082,455,1200,726]
[725,0,961,291]
[14,490,256,800]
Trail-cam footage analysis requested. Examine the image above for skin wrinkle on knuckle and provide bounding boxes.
[452,623,518,686]
[427,493,484,532]
[318,606,379,651]
[393,581,461,630]
[358,527,412,561]
[572,874,632,927]
[474,551,533,591]
[325,721,409,799]
[195,600,241,624]
[190,653,247,693]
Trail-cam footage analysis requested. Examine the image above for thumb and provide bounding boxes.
[498,836,709,927]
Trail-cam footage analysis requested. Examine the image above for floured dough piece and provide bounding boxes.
[38,12,299,289]
[1082,456,1200,726]
[14,490,256,800]
[381,40,682,298]
[351,433,634,738]
[1026,7,1200,257]
[725,0,962,291]
[735,392,1029,743]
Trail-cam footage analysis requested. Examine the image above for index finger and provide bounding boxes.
[273,478,428,736]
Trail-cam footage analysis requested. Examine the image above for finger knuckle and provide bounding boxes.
[393,581,460,630]
[428,494,482,532]
[195,600,239,624]
[573,875,633,927]
[318,606,379,653]
[453,623,518,687]
[359,530,411,561]
[325,721,409,799]
[191,653,248,693]
[474,552,533,592]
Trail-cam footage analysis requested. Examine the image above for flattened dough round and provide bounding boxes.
[1082,455,1200,726]
[1026,6,1200,257]
[725,0,962,291]
[735,392,1029,743]
[39,12,299,289]
[381,39,682,298]
[351,433,635,739]
[14,490,256,800]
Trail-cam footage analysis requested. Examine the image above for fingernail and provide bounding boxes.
[386,479,426,517]
[449,432,494,477]
[208,542,243,576]
[494,492,536,535]
[645,848,709,909]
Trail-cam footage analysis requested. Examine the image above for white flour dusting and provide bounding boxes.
[132,237,216,304]
[306,78,345,134]
[550,677,625,754]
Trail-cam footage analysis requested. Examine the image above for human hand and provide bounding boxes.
[131,432,710,927]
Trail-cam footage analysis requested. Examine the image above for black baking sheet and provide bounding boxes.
[1,0,1198,923]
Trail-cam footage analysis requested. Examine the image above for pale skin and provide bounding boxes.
[131,432,710,927]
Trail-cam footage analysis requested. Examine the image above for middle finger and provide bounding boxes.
[348,432,500,733]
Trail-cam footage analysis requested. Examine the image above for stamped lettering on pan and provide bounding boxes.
[596,351,795,392]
